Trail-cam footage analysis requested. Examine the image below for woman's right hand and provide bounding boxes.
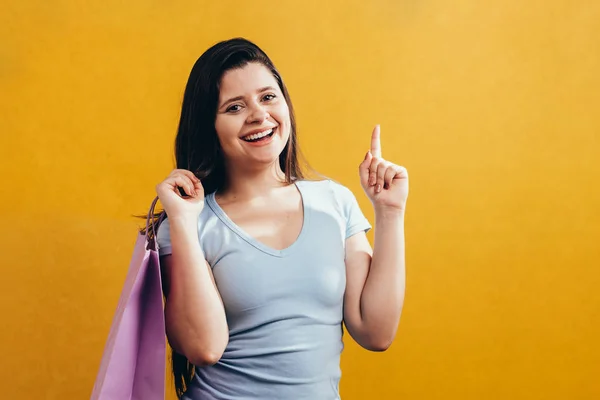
[156,169,205,219]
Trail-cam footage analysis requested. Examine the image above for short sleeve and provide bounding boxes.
[330,180,372,238]
[156,217,172,256]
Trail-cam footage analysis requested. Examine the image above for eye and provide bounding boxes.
[262,93,276,102]
[226,104,242,113]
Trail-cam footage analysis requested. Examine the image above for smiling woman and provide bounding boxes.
[170,39,304,197]
[153,37,408,400]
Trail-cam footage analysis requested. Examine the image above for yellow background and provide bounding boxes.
[1,1,599,399]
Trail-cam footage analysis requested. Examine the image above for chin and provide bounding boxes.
[256,149,285,165]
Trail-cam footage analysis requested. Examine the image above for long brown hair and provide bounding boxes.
[166,37,306,398]
[176,37,305,193]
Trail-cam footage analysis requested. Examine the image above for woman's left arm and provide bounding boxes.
[343,125,409,351]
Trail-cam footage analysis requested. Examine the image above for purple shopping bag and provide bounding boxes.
[91,197,166,400]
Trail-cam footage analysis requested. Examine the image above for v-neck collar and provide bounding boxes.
[205,181,311,258]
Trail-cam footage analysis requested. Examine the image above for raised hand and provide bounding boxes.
[359,125,409,213]
[156,169,205,219]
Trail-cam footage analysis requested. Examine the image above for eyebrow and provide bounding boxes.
[219,86,277,109]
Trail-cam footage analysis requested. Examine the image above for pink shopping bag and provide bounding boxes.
[91,197,166,400]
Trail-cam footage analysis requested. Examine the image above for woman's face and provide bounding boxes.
[215,62,291,171]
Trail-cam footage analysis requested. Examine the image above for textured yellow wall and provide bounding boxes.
[1,1,599,399]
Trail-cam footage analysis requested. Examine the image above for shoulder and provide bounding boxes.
[156,199,218,241]
[296,178,351,198]
[298,178,371,238]
[302,178,359,205]
[155,200,223,258]
[297,178,363,215]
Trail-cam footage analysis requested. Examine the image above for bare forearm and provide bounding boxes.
[360,209,406,346]
[166,217,229,364]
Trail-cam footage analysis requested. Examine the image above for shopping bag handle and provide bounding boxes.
[145,196,166,251]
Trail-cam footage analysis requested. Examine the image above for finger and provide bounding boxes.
[370,125,382,159]
[383,164,397,189]
[393,165,408,180]
[368,155,381,187]
[359,151,373,184]
[182,170,205,193]
[376,161,390,193]
[193,179,205,197]
[172,169,200,183]
[183,169,201,183]
[170,176,197,197]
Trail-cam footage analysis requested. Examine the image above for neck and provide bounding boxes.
[220,160,290,201]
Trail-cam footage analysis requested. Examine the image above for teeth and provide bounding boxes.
[243,128,273,141]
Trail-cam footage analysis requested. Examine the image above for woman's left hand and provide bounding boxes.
[359,125,409,213]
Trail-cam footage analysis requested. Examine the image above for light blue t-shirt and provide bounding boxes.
[157,179,371,400]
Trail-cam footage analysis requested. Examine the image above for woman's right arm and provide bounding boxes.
[156,170,229,366]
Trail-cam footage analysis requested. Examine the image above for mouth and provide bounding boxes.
[241,127,277,143]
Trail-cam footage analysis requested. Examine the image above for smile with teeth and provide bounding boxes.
[242,127,275,142]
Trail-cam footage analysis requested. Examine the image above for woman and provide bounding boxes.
[155,37,408,399]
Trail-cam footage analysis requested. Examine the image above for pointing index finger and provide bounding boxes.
[370,124,382,158]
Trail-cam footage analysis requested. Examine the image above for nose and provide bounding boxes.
[246,103,269,124]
